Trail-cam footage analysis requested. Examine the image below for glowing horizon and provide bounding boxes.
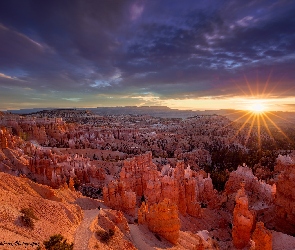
[2,96,295,112]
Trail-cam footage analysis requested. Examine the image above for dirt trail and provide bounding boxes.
[74,209,99,250]
[129,224,154,250]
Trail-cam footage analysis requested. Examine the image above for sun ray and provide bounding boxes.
[256,70,259,97]
[257,114,261,150]
[260,113,275,139]
[244,74,254,98]
[281,86,295,96]
[231,112,255,142]
[264,77,282,98]
[221,110,252,130]
[268,111,295,125]
[263,113,291,142]
[264,73,295,100]
[262,68,273,97]
[244,113,256,145]
[232,79,248,97]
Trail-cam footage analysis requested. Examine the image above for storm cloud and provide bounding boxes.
[0,0,295,109]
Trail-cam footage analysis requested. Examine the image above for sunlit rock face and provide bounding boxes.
[274,164,295,235]
[120,151,159,196]
[252,221,272,250]
[119,152,205,217]
[103,181,136,216]
[185,177,202,217]
[0,128,8,149]
[232,182,254,249]
[138,198,181,244]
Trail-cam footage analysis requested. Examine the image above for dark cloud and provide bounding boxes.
[0,0,295,109]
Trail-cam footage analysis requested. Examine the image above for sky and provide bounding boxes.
[0,0,295,111]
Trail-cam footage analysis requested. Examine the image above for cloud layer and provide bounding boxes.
[0,0,295,109]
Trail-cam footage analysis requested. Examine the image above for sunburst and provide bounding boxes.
[249,102,266,114]
[224,73,294,152]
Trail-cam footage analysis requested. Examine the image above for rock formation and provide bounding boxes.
[225,166,274,204]
[118,152,206,217]
[232,182,254,249]
[274,164,295,235]
[103,152,222,218]
[93,209,136,250]
[103,181,136,216]
[197,172,219,209]
[120,152,158,196]
[0,128,8,149]
[252,221,272,250]
[138,198,180,244]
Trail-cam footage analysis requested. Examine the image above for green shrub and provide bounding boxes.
[43,234,73,250]
[96,229,115,243]
[154,233,162,241]
[108,229,115,237]
[20,207,38,229]
[20,208,38,220]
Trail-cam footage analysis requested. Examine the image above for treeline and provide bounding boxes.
[204,125,295,191]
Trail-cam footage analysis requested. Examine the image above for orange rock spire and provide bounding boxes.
[232,181,254,249]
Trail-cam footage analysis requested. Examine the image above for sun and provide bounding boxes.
[249,102,266,113]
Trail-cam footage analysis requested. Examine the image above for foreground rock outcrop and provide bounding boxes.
[0,172,82,249]
[138,198,181,244]
[89,209,136,250]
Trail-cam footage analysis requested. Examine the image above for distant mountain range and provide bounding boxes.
[6,106,210,118]
[5,106,295,127]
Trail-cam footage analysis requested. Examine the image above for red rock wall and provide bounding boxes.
[138,198,180,244]
[103,181,136,216]
[120,153,203,217]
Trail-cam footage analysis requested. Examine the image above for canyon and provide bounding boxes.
[0,110,295,249]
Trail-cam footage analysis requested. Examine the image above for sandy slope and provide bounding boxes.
[0,172,82,249]
[272,231,295,250]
